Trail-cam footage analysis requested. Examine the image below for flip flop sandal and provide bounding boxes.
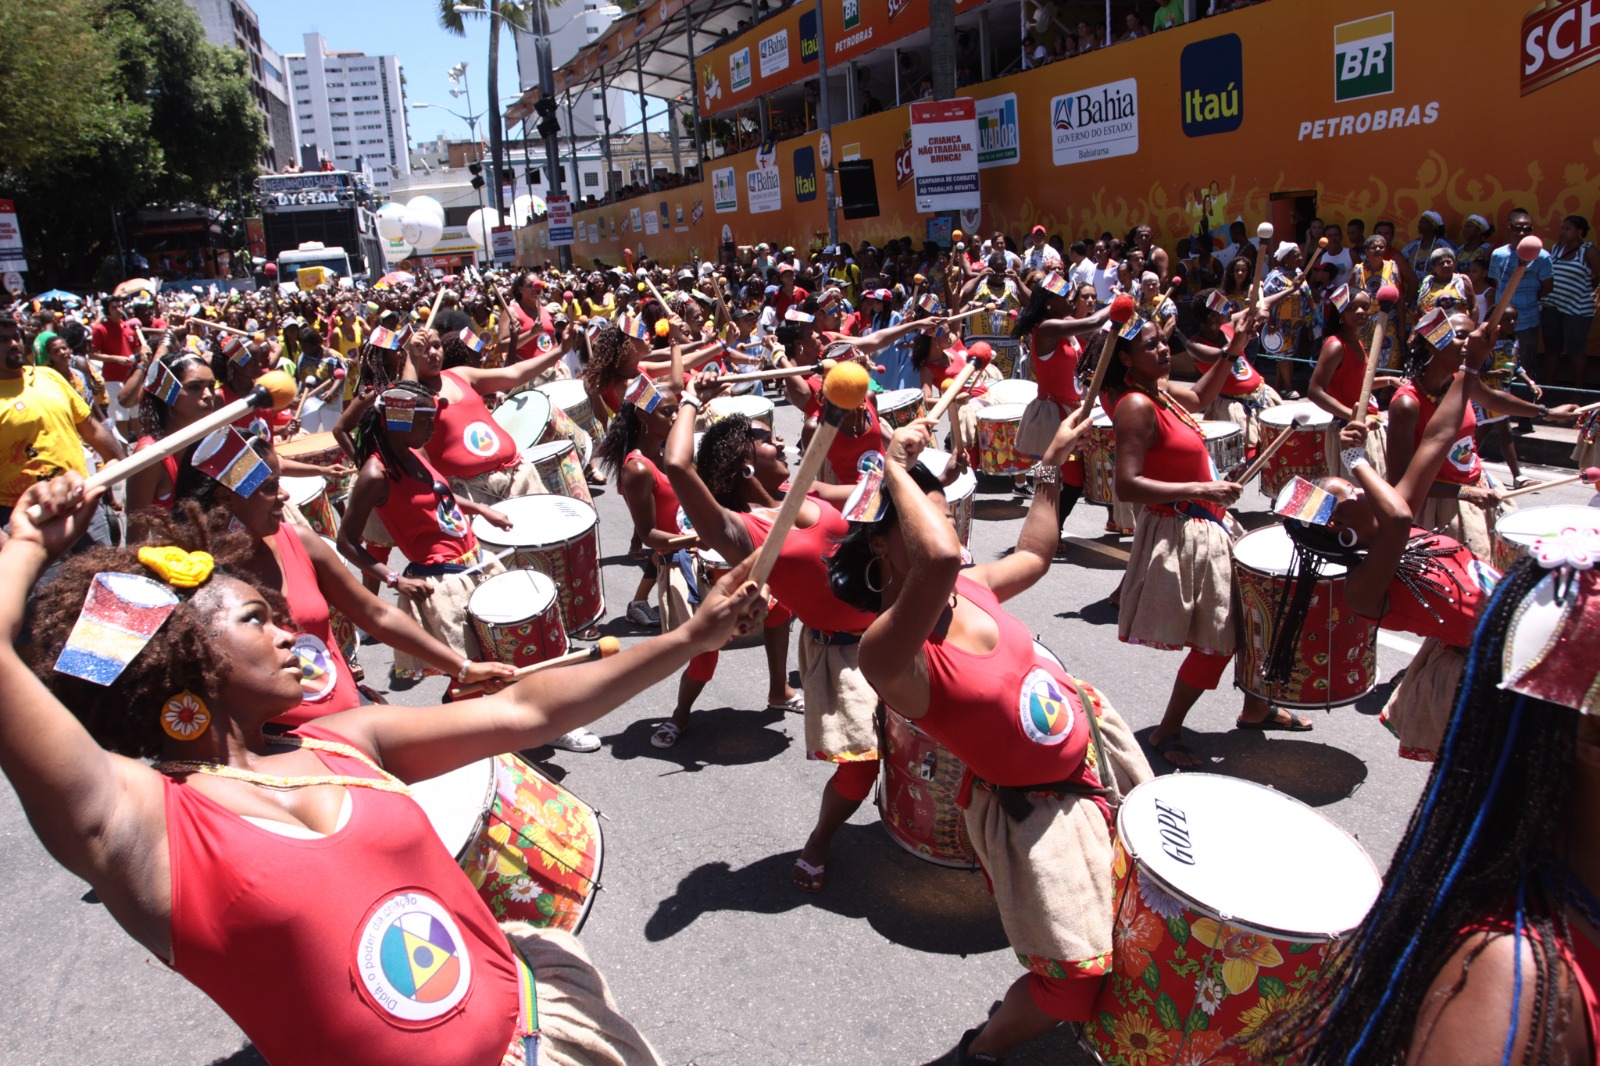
[650,721,685,748]
[766,694,805,714]
[1153,733,1202,768]
[1236,709,1314,732]
[792,857,826,894]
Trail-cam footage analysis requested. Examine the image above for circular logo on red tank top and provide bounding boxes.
[461,421,501,458]
[1018,667,1074,745]
[291,633,339,702]
[354,891,473,1023]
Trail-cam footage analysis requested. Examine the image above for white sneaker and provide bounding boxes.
[626,600,660,625]
[550,727,602,753]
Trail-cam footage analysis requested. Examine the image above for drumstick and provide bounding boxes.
[1234,411,1310,485]
[943,301,999,325]
[1072,294,1138,426]
[1573,399,1600,415]
[1296,236,1329,282]
[660,532,699,548]
[190,319,253,338]
[26,370,298,522]
[1495,466,1600,501]
[717,364,822,384]
[750,363,873,586]
[927,359,982,425]
[454,546,516,579]
[710,274,733,330]
[1248,222,1274,311]
[423,287,450,331]
[1352,284,1401,420]
[1486,236,1545,335]
[641,274,671,311]
[449,636,623,698]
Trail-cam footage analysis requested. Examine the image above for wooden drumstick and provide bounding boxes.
[1234,412,1310,485]
[423,287,450,331]
[1296,236,1329,282]
[26,371,297,522]
[1072,294,1138,426]
[190,319,253,339]
[710,274,733,330]
[1573,399,1600,415]
[1249,221,1274,311]
[927,357,983,425]
[1495,466,1600,501]
[449,636,622,698]
[641,273,672,311]
[716,364,823,384]
[1486,236,1545,335]
[943,301,1000,325]
[660,532,699,548]
[750,363,873,586]
[1352,284,1401,420]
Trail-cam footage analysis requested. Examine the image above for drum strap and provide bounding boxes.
[508,940,542,1064]
[1069,676,1122,809]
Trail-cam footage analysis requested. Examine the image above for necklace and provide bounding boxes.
[1131,383,1203,436]
[155,735,412,796]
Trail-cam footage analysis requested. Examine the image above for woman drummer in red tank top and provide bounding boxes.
[0,470,768,1065]
[828,416,1146,1063]
[1186,287,1282,456]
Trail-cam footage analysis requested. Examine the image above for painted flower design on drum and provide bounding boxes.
[1194,974,1226,1016]
[1137,876,1185,921]
[1114,910,1166,977]
[1233,990,1304,1058]
[506,877,539,904]
[1108,1011,1170,1066]
[1171,1029,1236,1066]
[1190,918,1285,995]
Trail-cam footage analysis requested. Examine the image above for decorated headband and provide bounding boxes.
[784,308,815,323]
[1416,307,1454,350]
[368,324,411,351]
[916,293,943,314]
[1117,314,1148,341]
[1327,284,1352,313]
[1040,273,1070,297]
[1203,289,1229,315]
[148,359,185,407]
[460,327,486,354]
[623,373,666,413]
[619,314,652,340]
[841,451,888,524]
[377,388,436,431]
[53,573,181,685]
[193,427,270,498]
[1501,527,1600,713]
[1274,476,1337,526]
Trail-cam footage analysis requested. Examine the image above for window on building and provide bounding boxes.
[584,171,599,187]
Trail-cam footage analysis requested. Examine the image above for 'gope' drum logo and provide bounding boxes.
[1153,798,1197,866]
[1180,34,1244,137]
[355,892,473,1022]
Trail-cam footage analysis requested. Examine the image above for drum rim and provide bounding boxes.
[1114,773,1380,941]
[1233,524,1350,578]
[976,403,1029,420]
[1493,505,1600,539]
[469,568,560,618]
[876,387,925,410]
[524,438,578,462]
[276,431,340,457]
[472,496,599,546]
[1260,404,1333,427]
[280,474,328,508]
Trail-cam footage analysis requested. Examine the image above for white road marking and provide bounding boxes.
[1377,630,1421,656]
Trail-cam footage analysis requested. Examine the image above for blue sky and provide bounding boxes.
[254,1,645,148]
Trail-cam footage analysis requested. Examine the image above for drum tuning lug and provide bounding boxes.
[918,752,937,781]
[596,809,611,821]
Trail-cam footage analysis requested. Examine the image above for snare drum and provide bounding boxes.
[976,403,1031,476]
[1233,525,1378,708]
[472,495,605,633]
[467,569,569,668]
[1257,403,1333,498]
[277,431,343,468]
[918,449,977,546]
[1084,415,1118,506]
[876,388,927,431]
[283,475,338,539]
[410,752,604,933]
[492,389,554,453]
[525,438,593,505]
[1202,420,1245,479]
[1490,505,1600,573]
[879,710,978,868]
[706,394,775,427]
[985,379,1038,408]
[1086,774,1380,1066]
[537,379,604,440]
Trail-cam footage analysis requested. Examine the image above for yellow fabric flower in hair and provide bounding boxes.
[137,546,215,589]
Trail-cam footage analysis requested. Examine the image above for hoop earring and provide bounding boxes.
[742,463,756,479]
[1337,526,1358,549]
[865,555,886,593]
[161,691,211,741]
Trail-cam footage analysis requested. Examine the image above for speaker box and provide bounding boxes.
[837,160,880,220]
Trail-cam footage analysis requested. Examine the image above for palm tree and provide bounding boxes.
[436,0,535,214]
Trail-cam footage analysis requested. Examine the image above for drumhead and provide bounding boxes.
[469,568,559,623]
[281,475,326,509]
[537,379,589,413]
[1201,420,1241,441]
[918,449,977,503]
[987,380,1039,406]
[524,438,577,465]
[1118,773,1379,938]
[1233,524,1350,578]
[707,395,775,425]
[1092,413,1113,429]
[1261,402,1333,429]
[699,546,729,569]
[977,403,1028,423]
[473,494,598,546]
[1494,505,1600,546]
[276,431,339,460]
[408,757,497,859]
[493,390,554,452]
[877,387,924,414]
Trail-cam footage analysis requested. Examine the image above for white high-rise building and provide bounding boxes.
[286,33,411,195]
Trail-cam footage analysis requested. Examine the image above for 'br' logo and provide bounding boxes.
[1334,13,1394,101]
[1180,34,1243,137]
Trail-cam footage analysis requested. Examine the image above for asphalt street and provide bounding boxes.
[1,397,1593,1066]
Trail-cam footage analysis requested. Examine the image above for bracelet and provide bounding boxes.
[680,394,701,410]
[1341,447,1369,472]
[1537,404,1550,419]
[456,658,471,683]
[383,570,400,589]
[1033,464,1062,485]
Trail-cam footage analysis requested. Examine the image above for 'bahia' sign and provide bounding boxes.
[1050,78,1139,166]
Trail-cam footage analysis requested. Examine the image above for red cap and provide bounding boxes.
[1030,225,1047,236]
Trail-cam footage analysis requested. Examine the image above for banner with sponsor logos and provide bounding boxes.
[537,0,1598,334]
[697,3,819,115]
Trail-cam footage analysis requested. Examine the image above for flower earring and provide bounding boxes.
[161,691,211,741]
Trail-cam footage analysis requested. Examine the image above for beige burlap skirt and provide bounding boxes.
[451,457,548,506]
[392,554,506,679]
[500,923,663,1066]
[1117,508,1241,656]
[1416,471,1510,562]
[1321,414,1390,481]
[798,635,878,762]
[1378,637,1467,762]
[1205,383,1281,452]
[1016,395,1070,459]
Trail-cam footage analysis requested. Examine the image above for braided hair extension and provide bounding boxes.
[1012,282,1058,339]
[354,339,396,395]
[594,404,645,483]
[583,321,631,399]
[1266,517,1468,685]
[1264,557,1579,1065]
[826,462,946,614]
[352,379,434,482]
[1400,331,1435,383]
[139,349,212,441]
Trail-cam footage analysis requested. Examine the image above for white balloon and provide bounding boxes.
[375,202,409,241]
[406,196,446,227]
[402,207,442,251]
[466,207,502,248]
[510,194,534,228]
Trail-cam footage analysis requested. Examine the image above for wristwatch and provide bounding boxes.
[456,658,471,683]
[383,570,401,589]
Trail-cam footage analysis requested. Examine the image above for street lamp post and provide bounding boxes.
[413,100,489,261]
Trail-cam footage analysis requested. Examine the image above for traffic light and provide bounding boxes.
[468,161,485,190]
[534,97,560,139]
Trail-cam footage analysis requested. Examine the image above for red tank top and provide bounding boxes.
[164,724,521,1065]
[626,448,679,534]
[1394,376,1482,485]
[912,576,1096,789]
[740,498,876,632]
[424,371,517,478]
[133,435,179,510]
[1466,910,1600,1064]
[273,527,361,725]
[1191,327,1264,396]
[1321,335,1379,415]
[373,453,477,566]
[1112,390,1223,521]
[1029,330,1081,404]
[1380,530,1498,647]
[511,301,553,360]
[828,402,883,484]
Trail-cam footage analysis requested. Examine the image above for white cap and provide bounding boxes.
[1274,241,1299,262]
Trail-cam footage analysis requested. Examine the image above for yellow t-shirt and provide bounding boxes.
[0,367,92,506]
[329,321,364,400]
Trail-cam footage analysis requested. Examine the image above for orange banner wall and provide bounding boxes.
[532,0,1600,269]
